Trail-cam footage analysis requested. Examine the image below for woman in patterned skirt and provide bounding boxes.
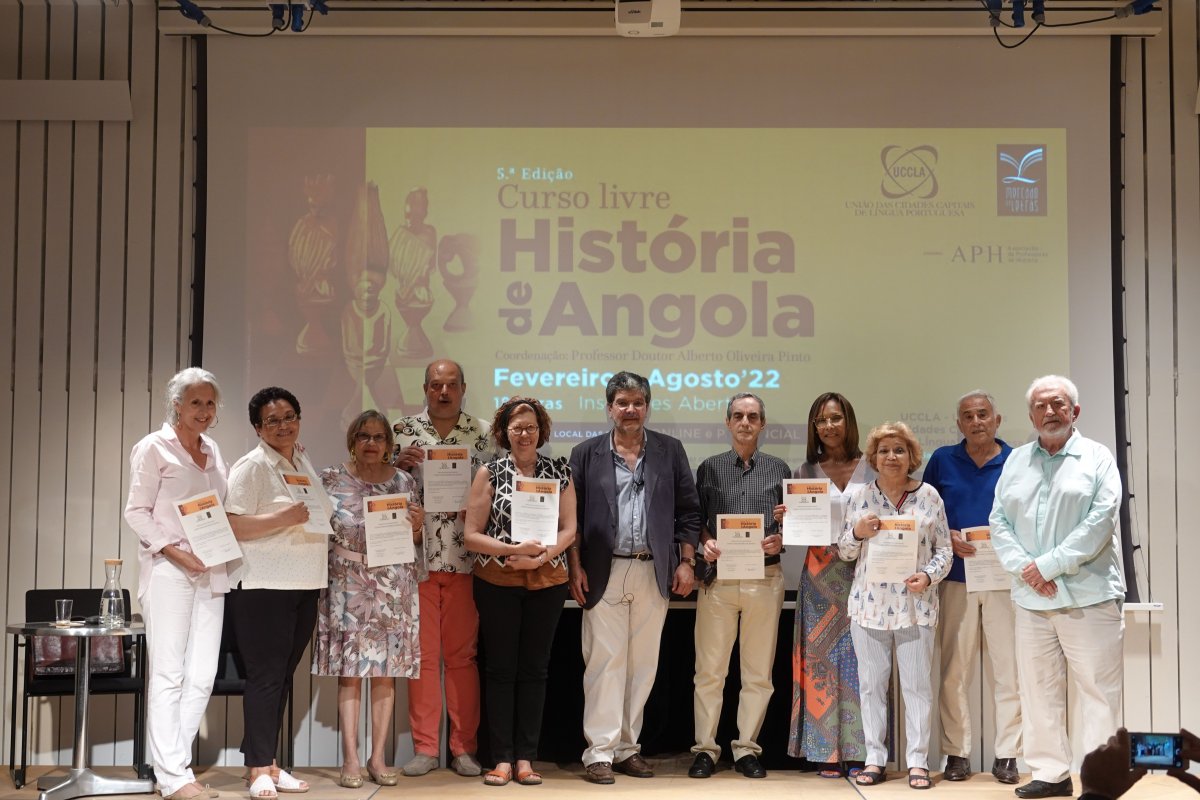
[312,410,425,788]
[782,393,875,778]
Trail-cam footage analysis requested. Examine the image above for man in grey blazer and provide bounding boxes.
[566,371,701,784]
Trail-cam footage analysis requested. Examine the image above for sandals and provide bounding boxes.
[856,766,888,786]
[817,767,844,779]
[909,767,932,790]
[516,769,543,786]
[162,784,208,800]
[246,775,277,800]
[483,767,513,787]
[272,770,308,794]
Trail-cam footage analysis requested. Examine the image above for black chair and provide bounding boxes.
[8,588,149,788]
[210,598,294,770]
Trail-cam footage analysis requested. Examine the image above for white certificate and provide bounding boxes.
[421,445,472,513]
[715,514,765,580]
[174,491,243,567]
[510,476,559,545]
[781,479,833,546]
[364,493,415,567]
[961,526,1011,593]
[280,470,335,536]
[864,516,920,584]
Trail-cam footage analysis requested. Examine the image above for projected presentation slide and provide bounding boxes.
[241,126,1066,466]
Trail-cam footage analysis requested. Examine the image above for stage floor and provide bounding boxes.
[2,762,1193,799]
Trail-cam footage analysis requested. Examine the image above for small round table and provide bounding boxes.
[6,621,155,800]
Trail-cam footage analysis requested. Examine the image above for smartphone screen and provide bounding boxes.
[1129,732,1184,769]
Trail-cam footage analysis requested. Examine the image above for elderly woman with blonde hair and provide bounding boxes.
[838,422,952,790]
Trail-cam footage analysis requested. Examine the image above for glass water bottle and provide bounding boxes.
[99,558,126,627]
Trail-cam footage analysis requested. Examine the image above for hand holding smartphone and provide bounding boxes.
[1128,731,1186,770]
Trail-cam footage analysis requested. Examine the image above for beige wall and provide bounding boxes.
[0,0,1196,772]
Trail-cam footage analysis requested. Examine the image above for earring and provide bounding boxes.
[382,453,390,464]
[350,450,357,463]
[210,415,219,429]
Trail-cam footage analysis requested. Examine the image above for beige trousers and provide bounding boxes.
[937,579,1022,759]
[691,564,786,762]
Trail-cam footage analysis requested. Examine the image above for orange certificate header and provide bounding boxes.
[367,497,408,513]
[880,518,916,533]
[786,482,828,495]
[282,473,312,487]
[965,528,991,542]
[516,480,557,495]
[428,448,469,460]
[177,494,219,516]
[719,516,762,530]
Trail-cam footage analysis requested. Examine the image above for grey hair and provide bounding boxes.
[957,390,998,416]
[165,367,221,425]
[605,371,651,405]
[726,392,766,420]
[1025,375,1079,409]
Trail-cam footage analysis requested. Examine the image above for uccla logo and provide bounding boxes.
[880,145,939,199]
[999,147,1044,185]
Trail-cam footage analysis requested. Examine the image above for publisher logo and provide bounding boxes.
[880,145,939,199]
[997,144,1046,216]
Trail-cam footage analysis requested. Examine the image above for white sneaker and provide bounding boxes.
[401,754,439,777]
[450,754,482,777]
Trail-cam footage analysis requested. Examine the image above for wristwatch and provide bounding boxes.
[681,556,696,567]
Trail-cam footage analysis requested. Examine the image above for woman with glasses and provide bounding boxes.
[225,387,324,800]
[312,410,425,788]
[463,397,577,786]
[780,393,875,779]
[839,422,952,789]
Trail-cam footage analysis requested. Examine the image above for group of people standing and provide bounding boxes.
[123,361,1125,799]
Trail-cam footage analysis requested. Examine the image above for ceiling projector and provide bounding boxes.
[615,0,681,37]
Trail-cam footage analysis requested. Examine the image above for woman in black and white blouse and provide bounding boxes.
[463,396,577,787]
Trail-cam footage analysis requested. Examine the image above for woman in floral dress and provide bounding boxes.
[313,410,425,788]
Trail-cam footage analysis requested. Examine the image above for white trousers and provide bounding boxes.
[937,580,1022,759]
[851,622,936,770]
[692,564,785,761]
[580,559,668,766]
[1015,600,1124,783]
[143,559,224,795]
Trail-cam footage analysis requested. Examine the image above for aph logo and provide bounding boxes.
[880,145,939,199]
[997,144,1047,216]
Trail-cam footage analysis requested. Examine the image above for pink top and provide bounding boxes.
[125,423,230,600]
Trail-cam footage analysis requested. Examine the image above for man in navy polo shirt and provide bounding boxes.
[923,391,1021,785]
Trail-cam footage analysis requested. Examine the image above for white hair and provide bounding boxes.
[957,390,998,416]
[1025,375,1079,409]
[165,367,222,425]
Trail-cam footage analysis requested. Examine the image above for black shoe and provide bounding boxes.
[688,753,715,779]
[734,754,767,779]
[992,757,1019,785]
[1015,778,1073,798]
[945,755,971,781]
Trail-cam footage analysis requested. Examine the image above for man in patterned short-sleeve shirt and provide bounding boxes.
[392,359,494,777]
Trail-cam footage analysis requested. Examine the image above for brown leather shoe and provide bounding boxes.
[613,754,654,778]
[584,762,615,785]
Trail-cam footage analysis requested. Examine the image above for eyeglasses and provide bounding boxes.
[507,425,539,437]
[260,412,299,430]
[814,415,845,428]
[354,433,388,445]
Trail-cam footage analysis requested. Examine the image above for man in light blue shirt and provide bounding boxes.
[990,375,1124,800]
